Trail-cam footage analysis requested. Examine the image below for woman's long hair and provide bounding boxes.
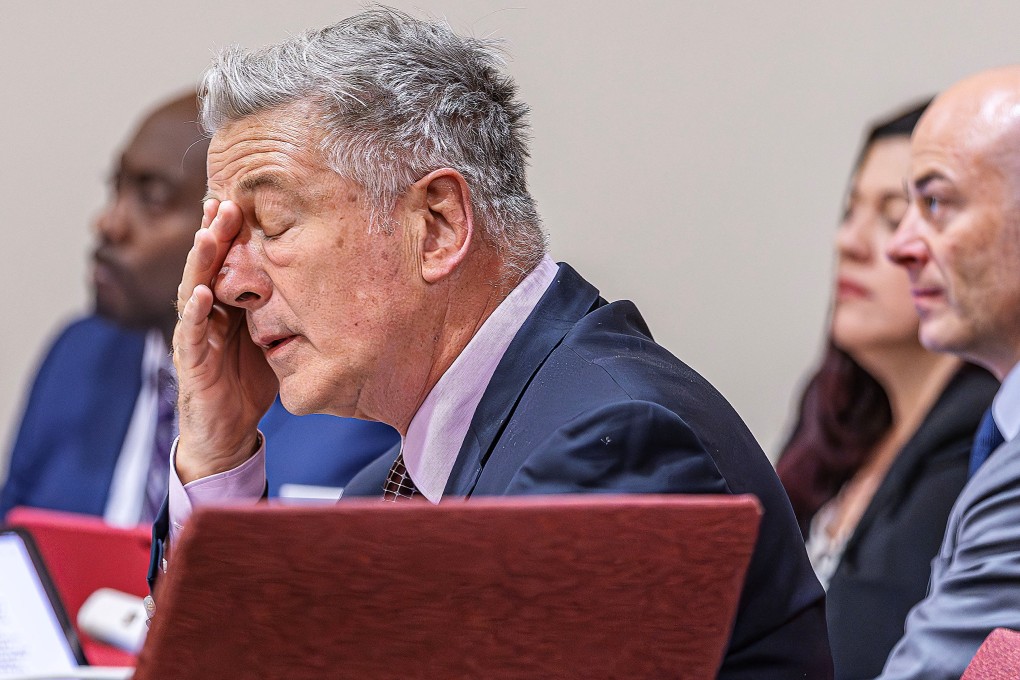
[776,99,931,535]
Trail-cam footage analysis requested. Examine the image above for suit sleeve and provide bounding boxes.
[878,448,1020,680]
[500,398,833,680]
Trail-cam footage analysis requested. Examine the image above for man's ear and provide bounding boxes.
[413,168,474,284]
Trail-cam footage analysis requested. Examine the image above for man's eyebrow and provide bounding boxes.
[911,171,945,193]
[202,172,291,203]
[237,172,289,195]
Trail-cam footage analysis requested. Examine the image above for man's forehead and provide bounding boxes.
[208,112,322,175]
[915,81,1020,164]
[204,141,347,209]
[909,101,989,183]
[209,100,321,148]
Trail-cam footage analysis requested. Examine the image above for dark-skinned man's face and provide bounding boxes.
[92,98,208,340]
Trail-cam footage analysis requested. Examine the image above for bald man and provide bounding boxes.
[880,66,1020,679]
[0,93,398,523]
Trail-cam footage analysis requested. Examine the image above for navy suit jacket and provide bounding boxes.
[0,315,398,519]
[344,264,832,679]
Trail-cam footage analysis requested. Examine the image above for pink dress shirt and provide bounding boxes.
[168,256,559,543]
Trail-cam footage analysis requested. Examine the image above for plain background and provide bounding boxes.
[1,1,1018,482]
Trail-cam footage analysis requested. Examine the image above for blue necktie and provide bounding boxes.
[969,408,1005,478]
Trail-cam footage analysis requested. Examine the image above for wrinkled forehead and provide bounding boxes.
[209,110,328,188]
[207,103,327,181]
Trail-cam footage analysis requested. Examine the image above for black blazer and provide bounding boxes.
[823,364,998,679]
[346,263,833,679]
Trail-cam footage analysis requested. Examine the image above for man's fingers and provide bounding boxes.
[208,200,242,244]
[176,201,242,317]
[173,285,215,367]
[200,198,219,230]
[177,229,216,316]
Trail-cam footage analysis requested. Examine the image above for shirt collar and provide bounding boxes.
[993,360,1020,442]
[401,256,559,502]
[142,329,173,381]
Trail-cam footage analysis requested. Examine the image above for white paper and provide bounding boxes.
[0,533,80,679]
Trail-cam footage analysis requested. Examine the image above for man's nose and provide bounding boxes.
[213,238,271,310]
[94,194,132,243]
[886,203,928,270]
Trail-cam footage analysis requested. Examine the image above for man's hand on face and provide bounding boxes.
[172,199,279,484]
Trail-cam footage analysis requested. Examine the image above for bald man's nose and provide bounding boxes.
[886,205,927,269]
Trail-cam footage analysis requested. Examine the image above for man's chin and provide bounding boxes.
[94,298,166,336]
[278,382,360,420]
[277,384,319,417]
[918,318,969,357]
[93,298,134,330]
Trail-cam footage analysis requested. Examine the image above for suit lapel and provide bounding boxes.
[443,263,602,496]
[89,325,147,512]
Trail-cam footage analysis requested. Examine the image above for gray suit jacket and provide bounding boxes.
[877,434,1020,680]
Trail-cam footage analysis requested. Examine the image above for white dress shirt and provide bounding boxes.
[992,360,1020,444]
[104,330,173,527]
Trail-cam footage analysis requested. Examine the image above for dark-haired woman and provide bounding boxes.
[776,102,998,680]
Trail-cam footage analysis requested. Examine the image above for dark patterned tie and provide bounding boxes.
[969,407,1005,478]
[142,367,177,522]
[382,452,418,501]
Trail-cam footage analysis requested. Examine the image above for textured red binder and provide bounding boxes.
[136,495,761,679]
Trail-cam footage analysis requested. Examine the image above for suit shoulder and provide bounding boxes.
[552,300,740,420]
[42,315,145,360]
[29,315,146,393]
[951,439,1020,539]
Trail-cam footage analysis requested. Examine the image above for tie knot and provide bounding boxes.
[383,453,419,501]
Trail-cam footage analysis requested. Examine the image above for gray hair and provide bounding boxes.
[200,6,547,277]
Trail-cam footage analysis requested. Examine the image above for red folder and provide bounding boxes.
[4,506,152,667]
[136,494,761,679]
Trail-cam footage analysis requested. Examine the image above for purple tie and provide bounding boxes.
[142,367,177,522]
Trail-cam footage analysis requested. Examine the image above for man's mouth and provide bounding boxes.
[911,286,944,300]
[910,286,946,314]
[91,250,125,291]
[268,336,294,350]
[92,249,120,274]
[252,331,299,357]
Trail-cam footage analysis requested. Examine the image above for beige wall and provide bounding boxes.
[1,1,1017,481]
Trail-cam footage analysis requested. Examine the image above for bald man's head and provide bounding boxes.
[918,66,1020,179]
[887,65,1020,378]
[91,92,210,344]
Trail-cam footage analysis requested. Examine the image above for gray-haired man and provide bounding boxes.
[154,9,832,678]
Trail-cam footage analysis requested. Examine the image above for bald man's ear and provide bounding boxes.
[414,169,474,284]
